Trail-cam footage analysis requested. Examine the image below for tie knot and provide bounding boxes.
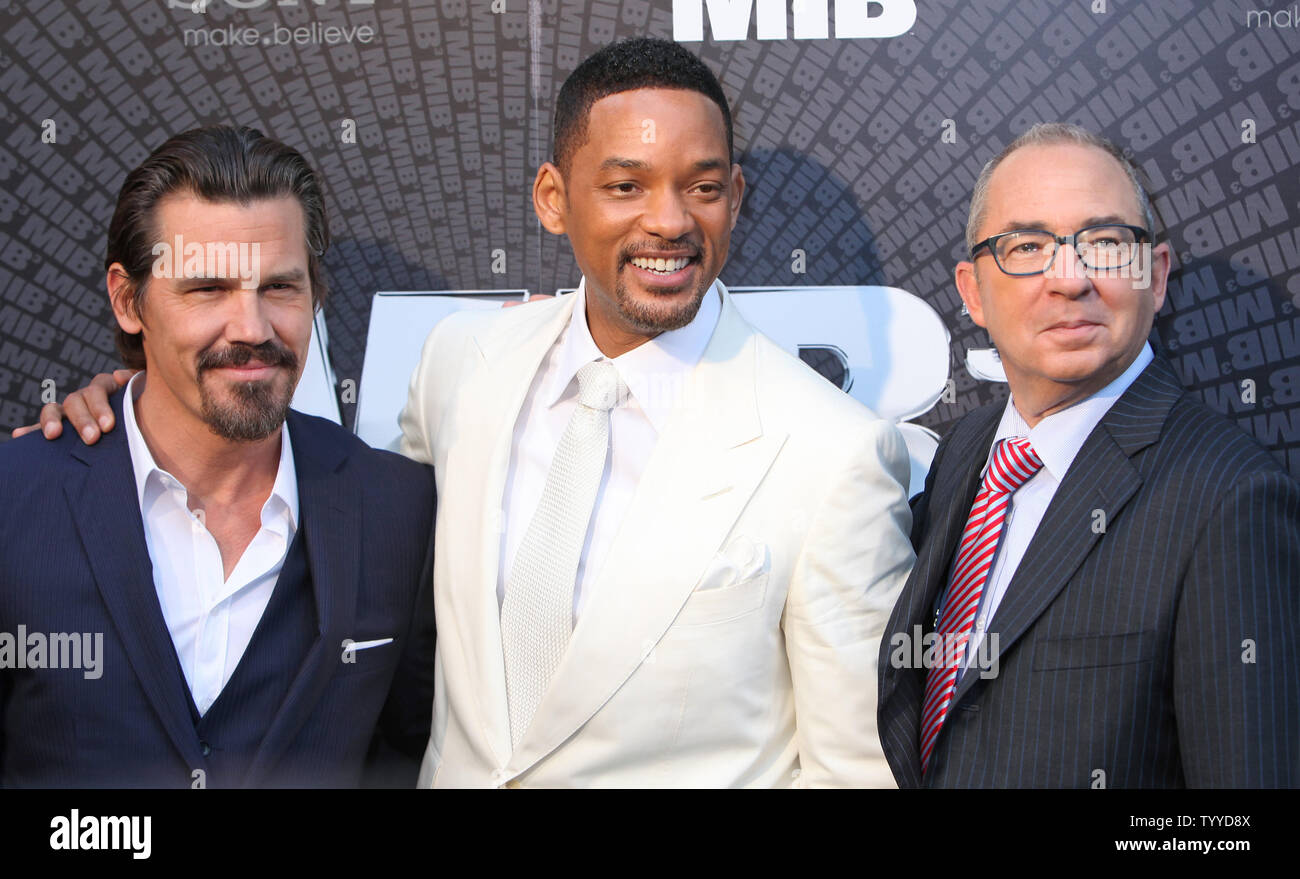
[575,360,624,412]
[984,436,1043,494]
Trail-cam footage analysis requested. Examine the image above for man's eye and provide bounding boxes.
[695,182,722,196]
[610,182,638,194]
[1010,241,1042,254]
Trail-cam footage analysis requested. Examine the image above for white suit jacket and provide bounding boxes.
[398,282,915,787]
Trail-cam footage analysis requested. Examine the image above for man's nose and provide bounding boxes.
[224,287,275,346]
[1043,241,1093,297]
[640,188,694,241]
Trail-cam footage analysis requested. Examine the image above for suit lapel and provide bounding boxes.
[65,392,207,772]
[505,285,786,777]
[950,355,1183,706]
[877,407,996,784]
[440,293,581,766]
[245,411,361,784]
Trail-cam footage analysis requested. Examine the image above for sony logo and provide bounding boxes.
[169,0,374,11]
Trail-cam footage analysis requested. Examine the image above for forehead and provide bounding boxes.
[574,87,728,168]
[983,142,1143,229]
[153,192,307,253]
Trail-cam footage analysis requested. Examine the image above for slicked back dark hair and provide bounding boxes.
[105,124,329,370]
[552,37,734,175]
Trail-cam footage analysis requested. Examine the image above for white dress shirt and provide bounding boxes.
[122,372,299,716]
[957,342,1154,676]
[498,278,721,619]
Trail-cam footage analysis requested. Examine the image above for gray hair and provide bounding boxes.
[964,122,1157,252]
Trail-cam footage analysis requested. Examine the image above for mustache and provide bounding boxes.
[197,341,298,374]
[618,239,702,266]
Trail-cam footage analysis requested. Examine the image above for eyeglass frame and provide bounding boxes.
[968,223,1152,276]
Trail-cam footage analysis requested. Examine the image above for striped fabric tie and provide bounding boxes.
[919,436,1042,774]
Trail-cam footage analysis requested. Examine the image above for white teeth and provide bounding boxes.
[631,257,690,273]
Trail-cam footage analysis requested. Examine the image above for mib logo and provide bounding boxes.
[673,0,917,41]
[799,345,852,393]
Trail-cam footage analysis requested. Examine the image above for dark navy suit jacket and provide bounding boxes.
[0,390,437,788]
[879,355,1300,787]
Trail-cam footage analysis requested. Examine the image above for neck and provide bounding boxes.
[581,281,665,358]
[133,375,282,509]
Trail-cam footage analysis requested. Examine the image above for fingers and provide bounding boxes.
[112,368,136,387]
[85,372,122,433]
[10,423,43,439]
[59,393,102,444]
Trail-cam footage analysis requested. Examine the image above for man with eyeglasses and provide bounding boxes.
[877,122,1300,788]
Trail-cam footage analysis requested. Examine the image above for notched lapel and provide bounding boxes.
[953,426,1142,706]
[502,291,784,776]
[441,294,581,766]
[246,415,362,784]
[65,417,208,774]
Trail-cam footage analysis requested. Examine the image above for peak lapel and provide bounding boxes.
[505,288,785,776]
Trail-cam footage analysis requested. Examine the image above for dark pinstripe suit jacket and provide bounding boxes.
[878,354,1300,788]
[0,391,438,787]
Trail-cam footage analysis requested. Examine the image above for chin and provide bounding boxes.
[617,285,706,334]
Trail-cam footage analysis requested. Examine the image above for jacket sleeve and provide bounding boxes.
[1173,468,1300,787]
[783,418,916,787]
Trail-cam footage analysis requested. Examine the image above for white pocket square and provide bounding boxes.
[694,536,770,591]
[342,637,393,656]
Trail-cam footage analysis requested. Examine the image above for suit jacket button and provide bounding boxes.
[200,741,212,757]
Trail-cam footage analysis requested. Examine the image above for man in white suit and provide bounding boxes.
[398,38,915,787]
[27,39,915,788]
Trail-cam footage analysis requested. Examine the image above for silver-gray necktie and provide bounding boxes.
[501,359,624,749]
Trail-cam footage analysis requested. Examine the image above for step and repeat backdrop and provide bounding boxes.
[1,0,1297,476]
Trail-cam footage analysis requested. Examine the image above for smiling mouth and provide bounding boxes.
[628,255,694,274]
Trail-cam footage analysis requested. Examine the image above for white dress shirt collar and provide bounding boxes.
[541,277,722,435]
[121,371,299,535]
[991,341,1155,481]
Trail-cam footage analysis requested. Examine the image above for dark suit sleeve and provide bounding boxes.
[1173,469,1300,787]
[362,467,438,788]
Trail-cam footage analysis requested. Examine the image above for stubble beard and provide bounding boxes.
[612,255,714,335]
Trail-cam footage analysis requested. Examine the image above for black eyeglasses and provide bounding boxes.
[970,224,1150,276]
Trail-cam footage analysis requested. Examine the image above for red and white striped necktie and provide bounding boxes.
[919,436,1043,774]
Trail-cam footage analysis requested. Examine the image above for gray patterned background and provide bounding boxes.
[1,0,1297,477]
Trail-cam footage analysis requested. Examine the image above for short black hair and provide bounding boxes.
[552,37,733,175]
[105,125,329,370]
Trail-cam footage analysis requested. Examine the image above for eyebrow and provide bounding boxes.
[597,157,729,173]
[996,215,1133,234]
[261,269,307,284]
[176,269,306,286]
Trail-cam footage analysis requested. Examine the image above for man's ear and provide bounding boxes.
[1149,241,1171,313]
[954,260,987,328]
[107,264,144,335]
[533,161,567,235]
[729,163,745,230]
